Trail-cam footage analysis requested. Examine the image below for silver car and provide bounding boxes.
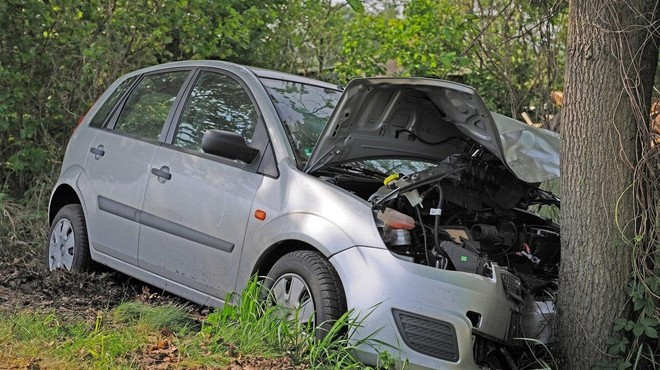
[47,60,560,369]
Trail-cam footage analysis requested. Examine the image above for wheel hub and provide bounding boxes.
[48,219,75,271]
[270,273,315,324]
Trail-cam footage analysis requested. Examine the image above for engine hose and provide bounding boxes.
[471,224,503,244]
[415,206,431,266]
[429,185,450,259]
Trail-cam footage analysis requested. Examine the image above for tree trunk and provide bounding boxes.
[558,1,658,368]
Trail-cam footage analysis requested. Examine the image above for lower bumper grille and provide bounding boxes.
[500,270,523,303]
[392,309,459,362]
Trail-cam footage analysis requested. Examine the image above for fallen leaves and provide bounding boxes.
[0,353,41,370]
[140,339,179,370]
[224,356,305,370]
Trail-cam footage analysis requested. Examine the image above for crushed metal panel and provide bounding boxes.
[492,112,560,183]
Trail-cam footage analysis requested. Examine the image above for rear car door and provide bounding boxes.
[84,70,191,265]
[138,69,268,298]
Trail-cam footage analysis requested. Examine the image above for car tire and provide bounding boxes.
[46,204,92,272]
[265,250,347,338]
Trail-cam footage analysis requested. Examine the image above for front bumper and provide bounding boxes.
[330,246,523,369]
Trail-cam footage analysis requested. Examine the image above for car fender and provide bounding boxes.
[48,165,85,216]
[48,165,96,251]
[237,211,383,286]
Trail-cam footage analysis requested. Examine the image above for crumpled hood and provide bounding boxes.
[304,78,559,183]
[491,112,560,182]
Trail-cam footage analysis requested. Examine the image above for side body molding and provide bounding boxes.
[97,196,235,253]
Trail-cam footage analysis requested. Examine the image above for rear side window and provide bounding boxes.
[89,76,138,128]
[173,71,258,151]
[114,71,189,140]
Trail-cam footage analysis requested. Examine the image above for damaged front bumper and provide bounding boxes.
[330,246,554,369]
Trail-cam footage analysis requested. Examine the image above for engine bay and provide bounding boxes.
[321,152,560,305]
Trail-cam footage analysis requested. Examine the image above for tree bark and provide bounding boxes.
[558,0,658,368]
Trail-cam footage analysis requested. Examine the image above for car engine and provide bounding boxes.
[367,154,560,304]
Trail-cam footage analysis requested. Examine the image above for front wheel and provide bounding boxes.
[265,250,347,338]
[46,204,92,272]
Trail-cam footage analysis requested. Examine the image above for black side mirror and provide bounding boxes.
[201,130,259,163]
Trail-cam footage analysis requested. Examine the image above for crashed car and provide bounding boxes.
[47,60,560,369]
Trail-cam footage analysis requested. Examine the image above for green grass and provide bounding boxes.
[0,303,197,369]
[201,278,388,369]
[0,278,392,370]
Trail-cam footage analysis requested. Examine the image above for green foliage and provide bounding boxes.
[0,174,51,249]
[536,178,561,223]
[335,0,476,82]
[346,0,364,12]
[602,278,660,369]
[336,0,567,122]
[0,0,282,196]
[202,277,290,356]
[0,304,202,368]
[463,0,567,119]
[202,277,390,369]
[261,1,352,81]
[0,0,568,201]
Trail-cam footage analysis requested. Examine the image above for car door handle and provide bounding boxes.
[151,166,172,181]
[90,146,105,159]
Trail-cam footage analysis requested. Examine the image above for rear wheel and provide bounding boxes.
[46,204,92,272]
[265,250,347,338]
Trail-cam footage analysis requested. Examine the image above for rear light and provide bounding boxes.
[74,115,85,131]
[74,102,96,132]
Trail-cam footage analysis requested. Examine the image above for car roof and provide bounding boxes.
[124,60,341,91]
[246,66,342,91]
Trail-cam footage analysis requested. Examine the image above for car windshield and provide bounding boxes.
[260,78,342,167]
[340,160,436,178]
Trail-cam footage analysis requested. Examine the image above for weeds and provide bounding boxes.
[0,279,396,369]
[113,301,196,334]
[0,174,52,252]
[514,337,557,370]
[201,277,383,369]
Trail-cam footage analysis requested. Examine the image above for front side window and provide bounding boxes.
[114,71,189,140]
[260,78,341,167]
[174,71,258,152]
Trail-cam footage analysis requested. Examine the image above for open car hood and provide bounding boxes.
[303,78,560,183]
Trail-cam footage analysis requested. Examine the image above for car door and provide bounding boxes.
[84,70,191,265]
[138,69,267,298]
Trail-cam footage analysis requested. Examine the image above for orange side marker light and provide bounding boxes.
[255,209,267,221]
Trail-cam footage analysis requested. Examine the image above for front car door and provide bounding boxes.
[84,70,191,265]
[138,69,267,299]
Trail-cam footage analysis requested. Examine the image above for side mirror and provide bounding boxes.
[201,130,259,163]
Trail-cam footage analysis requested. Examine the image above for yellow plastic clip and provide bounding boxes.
[383,173,400,185]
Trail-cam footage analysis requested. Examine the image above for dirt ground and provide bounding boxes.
[0,241,153,318]
[0,242,302,370]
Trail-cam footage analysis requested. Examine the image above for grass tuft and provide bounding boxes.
[113,301,195,334]
[201,277,386,369]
